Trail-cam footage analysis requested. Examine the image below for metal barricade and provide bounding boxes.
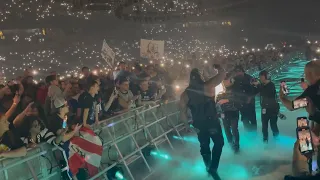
[91,100,184,180]
[0,100,183,180]
[0,144,60,180]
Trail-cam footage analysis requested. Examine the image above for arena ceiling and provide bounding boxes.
[0,0,250,29]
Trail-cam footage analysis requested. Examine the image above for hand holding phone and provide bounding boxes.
[62,119,67,129]
[281,81,289,95]
[111,87,118,98]
[293,98,308,110]
[251,78,259,86]
[297,128,314,154]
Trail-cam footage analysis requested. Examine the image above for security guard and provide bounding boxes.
[253,70,280,143]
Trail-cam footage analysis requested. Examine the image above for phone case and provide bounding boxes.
[62,120,67,129]
[296,127,314,154]
[296,117,308,128]
[292,98,308,110]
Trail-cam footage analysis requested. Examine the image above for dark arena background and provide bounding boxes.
[1,0,320,180]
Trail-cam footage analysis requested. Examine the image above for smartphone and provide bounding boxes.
[281,81,289,95]
[297,117,308,128]
[293,98,308,109]
[62,120,67,129]
[297,128,314,154]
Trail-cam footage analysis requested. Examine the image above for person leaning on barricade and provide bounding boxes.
[48,98,81,142]
[78,80,100,128]
[0,114,27,158]
[279,60,320,179]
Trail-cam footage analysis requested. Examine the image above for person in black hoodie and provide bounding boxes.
[216,74,240,153]
[179,64,226,179]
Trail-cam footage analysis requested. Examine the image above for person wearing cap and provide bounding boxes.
[232,65,257,132]
[179,64,226,179]
[48,98,81,141]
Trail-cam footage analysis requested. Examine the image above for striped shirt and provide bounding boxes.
[21,128,56,145]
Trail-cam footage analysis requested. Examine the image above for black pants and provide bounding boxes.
[222,111,240,147]
[197,125,224,170]
[261,108,279,141]
[240,103,257,131]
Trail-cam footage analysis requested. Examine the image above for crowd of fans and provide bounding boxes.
[0,46,294,179]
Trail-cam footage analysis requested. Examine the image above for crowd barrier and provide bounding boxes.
[0,100,184,180]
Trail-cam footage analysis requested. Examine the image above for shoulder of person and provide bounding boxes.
[269,81,276,87]
[79,91,90,99]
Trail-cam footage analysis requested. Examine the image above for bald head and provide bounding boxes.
[304,60,320,85]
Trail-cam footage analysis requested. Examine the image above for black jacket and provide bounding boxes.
[216,87,240,112]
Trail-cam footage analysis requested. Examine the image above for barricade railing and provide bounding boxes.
[91,100,184,180]
[0,144,60,180]
[0,100,184,180]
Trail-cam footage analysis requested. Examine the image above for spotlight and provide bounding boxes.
[107,166,124,180]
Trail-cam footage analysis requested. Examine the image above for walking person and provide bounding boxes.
[179,64,226,179]
[216,75,241,153]
[252,70,280,143]
[232,65,257,132]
